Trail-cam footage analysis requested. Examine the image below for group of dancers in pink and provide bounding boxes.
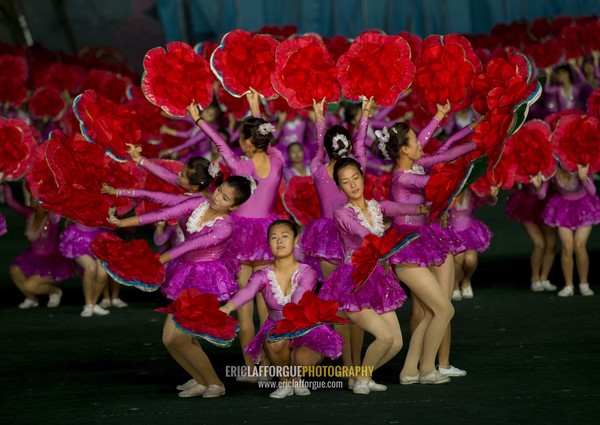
[3,61,599,400]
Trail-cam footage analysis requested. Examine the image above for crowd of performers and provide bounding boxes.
[2,19,600,400]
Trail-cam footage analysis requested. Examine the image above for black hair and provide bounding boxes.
[382,122,412,160]
[287,142,303,154]
[204,101,223,121]
[333,157,364,186]
[185,157,223,189]
[267,219,299,238]
[223,175,253,206]
[342,102,361,123]
[240,117,275,151]
[216,128,230,144]
[555,64,573,83]
[324,125,352,160]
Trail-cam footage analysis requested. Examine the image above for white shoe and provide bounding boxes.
[178,384,207,398]
[438,365,467,377]
[269,386,294,399]
[202,384,225,398]
[92,304,110,316]
[530,281,544,292]
[558,286,574,297]
[352,379,370,395]
[236,375,258,383]
[399,374,420,385]
[419,370,451,384]
[541,280,557,291]
[367,380,387,391]
[461,286,474,299]
[47,289,62,308]
[293,383,311,396]
[579,283,594,296]
[81,305,94,317]
[98,298,112,309]
[347,377,355,390]
[111,298,128,308]
[452,290,462,301]
[19,298,39,309]
[176,378,197,391]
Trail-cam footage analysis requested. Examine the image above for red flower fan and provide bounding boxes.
[526,38,563,70]
[0,117,38,181]
[543,108,584,131]
[505,120,557,183]
[211,30,278,98]
[267,291,348,341]
[282,176,319,225]
[413,34,481,115]
[528,17,552,41]
[584,20,600,54]
[351,228,420,293]
[91,232,165,291]
[551,114,600,173]
[217,84,250,120]
[44,62,86,95]
[194,41,218,61]
[559,25,585,60]
[81,69,132,104]
[337,33,415,106]
[0,54,27,80]
[25,144,52,200]
[142,42,215,116]
[471,108,514,167]
[324,35,351,62]
[127,90,166,143]
[28,87,66,121]
[255,25,297,40]
[74,90,141,161]
[551,16,574,36]
[105,159,144,215]
[398,31,422,57]
[135,159,185,215]
[156,289,240,347]
[425,154,489,223]
[274,180,290,220]
[265,95,306,121]
[0,76,27,107]
[364,173,391,201]
[586,89,600,120]
[272,35,340,109]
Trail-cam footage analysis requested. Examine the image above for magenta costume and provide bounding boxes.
[153,222,185,253]
[319,200,417,314]
[298,117,369,264]
[505,183,550,225]
[387,118,474,267]
[447,190,493,253]
[4,186,74,281]
[59,223,108,259]
[199,120,284,262]
[541,172,600,230]
[228,263,343,363]
[136,196,238,301]
[167,122,219,162]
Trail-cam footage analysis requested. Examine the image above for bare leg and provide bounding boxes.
[540,225,557,281]
[350,324,365,367]
[557,227,575,286]
[320,259,338,280]
[75,255,98,306]
[334,324,352,367]
[236,263,256,369]
[265,340,292,382]
[92,261,108,304]
[573,226,592,284]
[9,265,36,300]
[409,294,424,336]
[162,316,209,386]
[523,223,546,282]
[461,250,479,289]
[454,253,465,294]
[22,275,58,296]
[372,312,402,370]
[434,255,455,368]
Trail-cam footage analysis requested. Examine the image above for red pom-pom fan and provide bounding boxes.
[551,113,600,173]
[282,176,319,225]
[505,120,557,183]
[28,86,66,122]
[0,117,38,181]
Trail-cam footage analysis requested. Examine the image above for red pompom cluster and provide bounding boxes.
[216,84,250,120]
[586,89,600,121]
[80,69,132,104]
[550,113,600,173]
[282,176,319,225]
[0,54,28,107]
[504,120,556,183]
[525,38,563,70]
[0,117,38,181]
[28,87,66,121]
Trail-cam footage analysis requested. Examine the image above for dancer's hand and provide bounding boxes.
[361,95,375,118]
[577,164,590,182]
[435,101,451,119]
[126,143,142,163]
[530,173,542,189]
[158,148,172,158]
[246,87,261,116]
[418,204,430,215]
[219,302,234,315]
[159,125,177,136]
[107,211,121,227]
[101,183,117,196]
[312,98,326,123]
[187,101,202,124]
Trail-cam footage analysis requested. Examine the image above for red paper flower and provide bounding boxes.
[44,62,86,95]
[255,25,297,40]
[543,108,584,131]
[505,120,557,183]
[282,176,319,225]
[0,117,38,181]
[397,31,422,57]
[471,108,514,167]
[337,33,415,106]
[551,16,574,36]
[364,173,391,201]
[142,41,215,116]
[81,69,132,104]
[274,180,290,220]
[559,24,585,60]
[59,107,81,134]
[551,114,600,173]
[156,289,240,346]
[195,41,218,61]
[135,159,185,215]
[25,144,53,200]
[324,35,351,62]
[426,154,488,222]
[583,20,600,54]
[272,35,340,109]
[265,95,306,120]
[105,159,144,215]
[211,30,278,98]
[526,38,563,69]
[28,87,66,121]
[216,84,250,120]
[91,232,165,289]
[413,34,481,115]
[74,90,141,161]
[267,291,348,340]
[587,89,600,120]
[0,54,27,81]
[0,76,27,107]
[528,17,552,41]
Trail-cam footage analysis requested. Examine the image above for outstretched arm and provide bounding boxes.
[418,102,450,149]
[310,98,328,173]
[417,142,476,171]
[2,184,31,219]
[290,266,318,303]
[221,271,266,313]
[162,220,233,262]
[352,96,375,171]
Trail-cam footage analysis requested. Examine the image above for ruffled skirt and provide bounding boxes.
[244,317,343,364]
[451,219,493,253]
[318,263,407,314]
[227,214,279,262]
[297,218,343,264]
[541,194,600,230]
[59,226,108,259]
[505,190,547,225]
[11,248,75,282]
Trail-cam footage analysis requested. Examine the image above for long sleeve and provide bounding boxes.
[228,271,266,309]
[153,224,173,247]
[137,197,201,226]
[169,131,207,154]
[395,172,430,191]
[117,188,187,207]
[3,185,31,219]
[290,266,318,304]
[417,117,441,149]
[370,105,395,128]
[353,117,368,171]
[536,181,550,200]
[172,127,195,138]
[583,177,597,195]
[379,200,420,217]
[199,121,252,174]
[436,125,473,155]
[417,142,476,171]
[166,219,233,261]
[334,208,371,240]
[310,120,327,174]
[139,157,179,187]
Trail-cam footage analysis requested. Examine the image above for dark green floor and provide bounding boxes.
[1,193,599,425]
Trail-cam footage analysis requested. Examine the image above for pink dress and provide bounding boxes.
[541,172,600,230]
[447,190,493,253]
[153,222,185,254]
[505,183,550,225]
[137,196,239,301]
[228,263,343,364]
[59,223,108,259]
[319,200,417,314]
[297,117,368,264]
[387,119,473,267]
[4,186,74,281]
[198,121,284,262]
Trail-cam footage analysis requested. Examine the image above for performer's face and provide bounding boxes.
[268,224,296,258]
[210,182,238,211]
[401,130,423,161]
[337,165,364,201]
[288,143,304,164]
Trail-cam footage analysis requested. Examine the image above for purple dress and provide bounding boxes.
[505,183,550,225]
[153,222,185,253]
[4,186,74,281]
[447,190,493,253]
[387,119,473,267]
[228,263,343,364]
[199,121,284,262]
[137,196,239,301]
[59,223,108,259]
[541,172,600,230]
[297,117,369,264]
[319,200,417,314]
